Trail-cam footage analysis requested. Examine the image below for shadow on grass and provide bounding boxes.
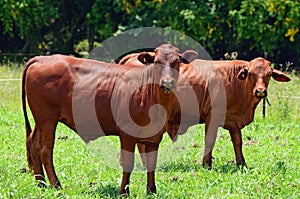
[159,160,254,174]
[158,161,203,172]
[84,183,120,199]
[213,162,241,174]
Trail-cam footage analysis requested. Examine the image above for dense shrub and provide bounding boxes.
[1,0,299,67]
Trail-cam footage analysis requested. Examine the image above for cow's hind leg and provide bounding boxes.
[38,120,61,189]
[26,130,34,172]
[27,127,46,187]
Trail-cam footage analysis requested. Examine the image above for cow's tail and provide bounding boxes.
[22,58,35,136]
[22,58,35,170]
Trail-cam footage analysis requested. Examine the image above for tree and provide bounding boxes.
[0,0,59,53]
[0,0,299,66]
[232,0,300,64]
[46,0,93,54]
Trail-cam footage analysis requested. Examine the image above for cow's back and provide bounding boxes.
[25,55,134,135]
[25,55,80,129]
[25,54,166,140]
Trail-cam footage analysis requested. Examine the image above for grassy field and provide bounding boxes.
[0,63,299,198]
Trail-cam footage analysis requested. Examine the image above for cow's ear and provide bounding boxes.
[272,69,291,82]
[137,52,155,64]
[238,68,248,80]
[180,50,198,64]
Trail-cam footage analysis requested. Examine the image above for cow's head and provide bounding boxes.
[238,57,291,99]
[137,44,198,93]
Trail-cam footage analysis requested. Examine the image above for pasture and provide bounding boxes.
[0,63,299,198]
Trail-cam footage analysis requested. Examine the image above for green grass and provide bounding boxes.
[0,64,299,198]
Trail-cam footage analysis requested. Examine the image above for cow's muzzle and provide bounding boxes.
[255,89,267,98]
[160,79,176,93]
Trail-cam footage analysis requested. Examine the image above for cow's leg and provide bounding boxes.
[119,138,136,196]
[38,121,61,189]
[144,144,159,194]
[137,143,146,167]
[229,130,246,167]
[26,129,34,171]
[138,143,158,193]
[203,122,219,169]
[27,127,46,186]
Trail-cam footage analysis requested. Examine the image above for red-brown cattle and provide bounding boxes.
[119,54,291,168]
[119,52,146,67]
[22,44,198,195]
[168,58,291,168]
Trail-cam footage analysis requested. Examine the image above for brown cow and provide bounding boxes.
[22,44,198,196]
[120,54,291,168]
[168,58,291,168]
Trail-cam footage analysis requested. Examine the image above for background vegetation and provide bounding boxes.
[0,64,299,198]
[0,0,300,68]
[0,1,299,198]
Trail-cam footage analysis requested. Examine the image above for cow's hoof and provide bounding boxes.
[119,184,130,197]
[37,180,47,188]
[237,163,247,173]
[236,158,246,166]
[202,163,212,170]
[49,180,62,190]
[236,159,247,171]
[119,193,129,198]
[146,185,157,194]
[20,167,28,173]
[202,157,213,170]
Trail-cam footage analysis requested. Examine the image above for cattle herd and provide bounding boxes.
[22,44,291,196]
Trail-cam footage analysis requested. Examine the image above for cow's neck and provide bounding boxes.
[214,61,258,130]
[245,83,262,120]
[235,78,262,129]
[136,66,173,110]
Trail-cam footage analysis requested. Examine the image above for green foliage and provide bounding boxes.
[0,0,59,54]
[87,0,124,41]
[74,39,101,58]
[232,0,300,61]
[0,0,59,38]
[0,0,300,65]
[94,0,299,64]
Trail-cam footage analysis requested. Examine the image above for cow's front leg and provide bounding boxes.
[119,138,135,196]
[229,130,246,167]
[203,122,219,169]
[137,143,146,167]
[143,144,159,194]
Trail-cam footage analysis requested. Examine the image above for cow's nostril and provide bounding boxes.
[160,79,176,93]
[255,89,267,98]
[167,80,175,89]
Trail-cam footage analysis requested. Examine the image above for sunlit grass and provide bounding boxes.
[0,64,299,198]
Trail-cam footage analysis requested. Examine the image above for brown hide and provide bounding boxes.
[168,59,254,137]
[169,58,290,167]
[22,44,198,195]
[23,54,174,194]
[119,52,151,67]
[120,54,291,168]
[171,58,291,133]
